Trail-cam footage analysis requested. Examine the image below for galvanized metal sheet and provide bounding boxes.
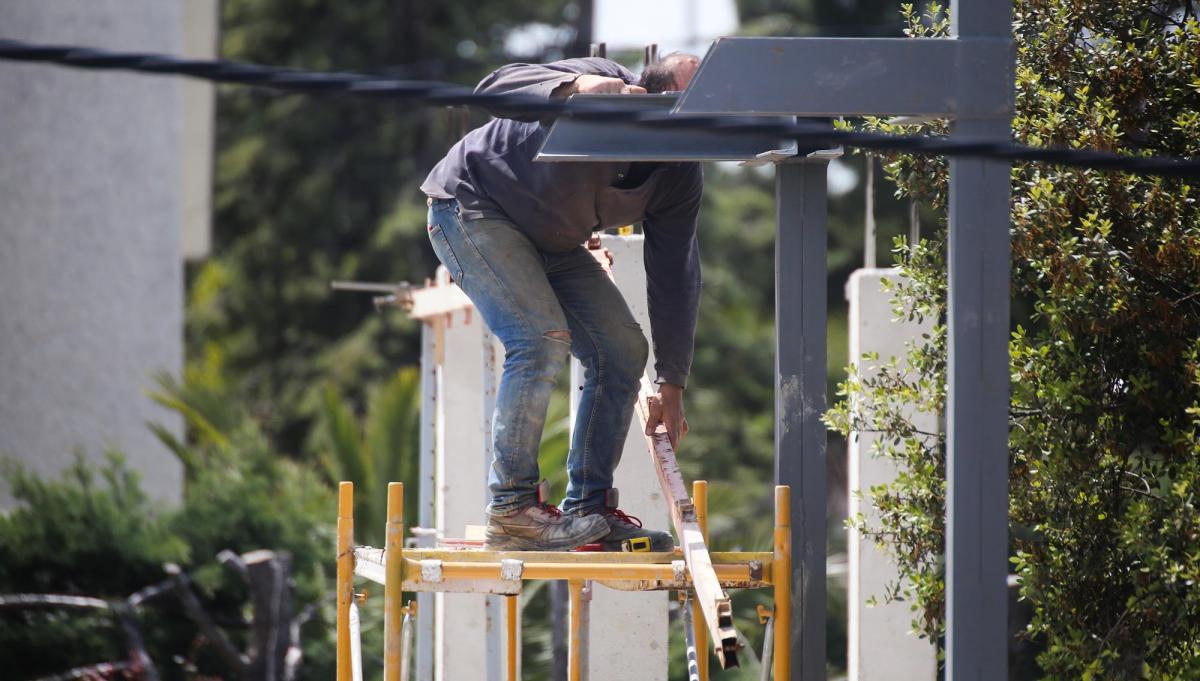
[536,93,805,162]
[674,37,1012,118]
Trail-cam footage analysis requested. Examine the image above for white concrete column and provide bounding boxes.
[433,286,495,681]
[0,0,188,505]
[569,235,670,681]
[846,268,938,681]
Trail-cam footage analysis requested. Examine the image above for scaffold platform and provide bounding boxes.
[335,480,792,681]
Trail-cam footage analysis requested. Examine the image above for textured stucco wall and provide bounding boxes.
[0,1,185,505]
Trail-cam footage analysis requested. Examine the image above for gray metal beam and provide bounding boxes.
[945,122,1011,681]
[945,1,1014,679]
[536,93,795,162]
[673,37,1011,118]
[954,1,1014,38]
[774,158,829,681]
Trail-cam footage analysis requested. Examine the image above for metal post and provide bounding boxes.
[336,482,355,681]
[945,1,1013,679]
[416,320,436,681]
[691,480,710,681]
[506,595,519,681]
[774,159,828,681]
[773,485,792,681]
[567,580,586,681]
[946,119,1012,681]
[385,483,405,681]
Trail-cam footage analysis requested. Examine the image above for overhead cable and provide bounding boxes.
[1,37,1198,178]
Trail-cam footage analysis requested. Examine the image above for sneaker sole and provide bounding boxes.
[484,519,610,551]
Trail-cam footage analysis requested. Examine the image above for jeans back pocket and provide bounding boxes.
[427,218,465,283]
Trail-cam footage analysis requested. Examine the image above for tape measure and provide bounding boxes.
[622,536,652,552]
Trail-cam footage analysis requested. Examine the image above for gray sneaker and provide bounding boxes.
[573,489,675,552]
[485,481,610,551]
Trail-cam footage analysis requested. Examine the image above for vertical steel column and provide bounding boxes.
[946,2,1014,680]
[417,321,436,681]
[774,158,828,681]
[946,129,1012,678]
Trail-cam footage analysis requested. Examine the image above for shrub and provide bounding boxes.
[827,2,1200,677]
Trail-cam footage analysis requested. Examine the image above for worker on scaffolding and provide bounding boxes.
[421,53,701,551]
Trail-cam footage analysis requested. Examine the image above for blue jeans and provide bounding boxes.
[426,198,649,516]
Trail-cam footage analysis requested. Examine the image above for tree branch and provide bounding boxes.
[164,562,250,678]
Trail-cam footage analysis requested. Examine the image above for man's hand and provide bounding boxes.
[554,74,647,98]
[645,383,689,450]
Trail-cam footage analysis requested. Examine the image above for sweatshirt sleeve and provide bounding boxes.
[474,58,636,120]
[643,163,703,388]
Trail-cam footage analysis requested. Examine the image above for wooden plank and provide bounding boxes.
[408,281,472,320]
[634,376,740,668]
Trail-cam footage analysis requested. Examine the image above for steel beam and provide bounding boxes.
[945,120,1011,681]
[774,158,829,681]
[945,1,1013,678]
[674,37,1011,118]
[536,93,793,162]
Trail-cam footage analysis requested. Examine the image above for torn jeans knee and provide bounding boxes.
[543,329,571,345]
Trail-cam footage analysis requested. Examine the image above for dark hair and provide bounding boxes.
[638,52,699,93]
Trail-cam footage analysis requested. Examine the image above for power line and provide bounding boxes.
[1,37,1198,178]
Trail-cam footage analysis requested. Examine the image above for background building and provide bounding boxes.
[0,0,217,506]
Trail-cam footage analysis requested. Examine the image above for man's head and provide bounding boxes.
[637,52,700,94]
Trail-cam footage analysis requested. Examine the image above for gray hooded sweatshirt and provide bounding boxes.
[421,57,702,388]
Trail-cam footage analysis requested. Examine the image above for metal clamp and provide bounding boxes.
[672,560,687,582]
[420,559,443,583]
[500,558,524,581]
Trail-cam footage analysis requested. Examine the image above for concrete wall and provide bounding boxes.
[0,1,188,505]
[846,268,938,681]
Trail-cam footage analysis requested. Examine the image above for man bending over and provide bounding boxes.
[421,53,702,551]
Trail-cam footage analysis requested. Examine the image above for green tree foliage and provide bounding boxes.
[312,367,421,546]
[198,0,587,453]
[0,449,334,680]
[827,2,1200,677]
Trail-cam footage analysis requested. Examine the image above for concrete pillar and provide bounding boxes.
[0,1,190,505]
[568,235,669,681]
[433,297,501,681]
[845,268,937,681]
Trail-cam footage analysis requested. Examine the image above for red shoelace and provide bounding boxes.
[603,508,643,528]
[538,502,564,518]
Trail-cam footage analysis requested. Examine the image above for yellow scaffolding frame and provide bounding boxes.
[335,480,792,681]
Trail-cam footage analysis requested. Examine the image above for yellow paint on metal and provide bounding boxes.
[398,548,769,566]
[402,559,757,583]
[568,580,584,681]
[336,482,355,681]
[693,480,710,681]
[506,595,519,681]
[773,485,792,681]
[384,482,404,681]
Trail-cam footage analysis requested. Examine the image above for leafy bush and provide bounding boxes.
[0,374,336,680]
[827,2,1200,678]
